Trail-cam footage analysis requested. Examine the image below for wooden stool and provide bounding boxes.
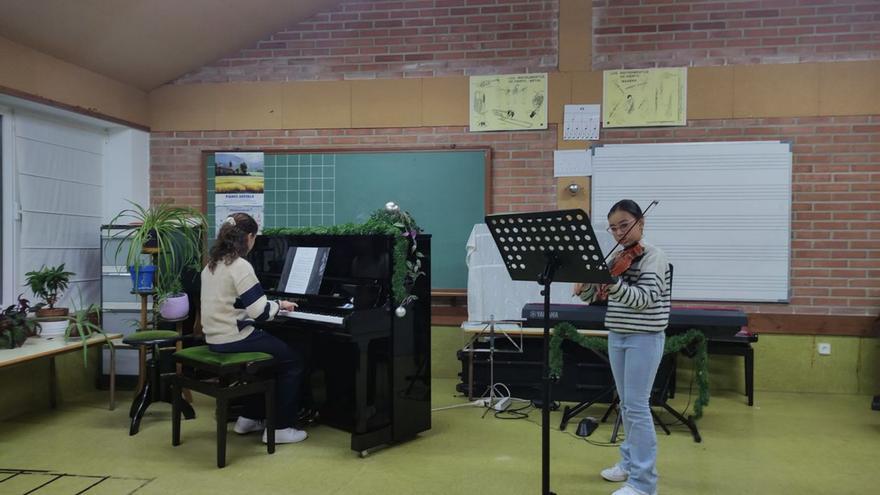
[123,330,195,435]
[172,346,277,468]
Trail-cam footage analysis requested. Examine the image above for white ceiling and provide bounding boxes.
[0,0,343,91]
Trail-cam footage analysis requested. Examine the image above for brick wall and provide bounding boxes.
[593,0,880,70]
[599,115,880,316]
[151,116,879,315]
[149,126,557,212]
[175,0,559,84]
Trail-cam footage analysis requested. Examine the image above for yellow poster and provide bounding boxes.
[469,73,548,132]
[602,67,687,127]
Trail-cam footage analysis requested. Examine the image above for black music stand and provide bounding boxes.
[485,209,612,495]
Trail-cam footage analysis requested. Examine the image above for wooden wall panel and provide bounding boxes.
[819,61,880,116]
[688,66,734,119]
[282,80,351,129]
[422,77,468,126]
[216,83,283,130]
[733,63,820,118]
[351,79,421,128]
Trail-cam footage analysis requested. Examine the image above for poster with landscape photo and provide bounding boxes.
[214,152,265,232]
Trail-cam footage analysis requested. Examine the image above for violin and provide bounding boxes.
[596,243,643,301]
[609,242,644,277]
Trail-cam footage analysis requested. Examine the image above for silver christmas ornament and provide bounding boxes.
[395,306,407,317]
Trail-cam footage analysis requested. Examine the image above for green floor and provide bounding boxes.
[0,379,877,495]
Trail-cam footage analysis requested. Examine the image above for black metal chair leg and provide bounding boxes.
[216,398,228,468]
[172,378,181,446]
[130,379,152,436]
[265,380,276,455]
[745,347,754,406]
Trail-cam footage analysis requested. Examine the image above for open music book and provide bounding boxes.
[277,246,330,295]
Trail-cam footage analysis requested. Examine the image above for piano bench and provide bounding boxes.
[171,346,277,468]
[707,335,757,406]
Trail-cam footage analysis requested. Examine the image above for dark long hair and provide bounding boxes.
[207,213,258,272]
[607,199,644,220]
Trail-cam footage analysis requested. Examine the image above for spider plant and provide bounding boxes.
[65,298,112,367]
[107,201,206,297]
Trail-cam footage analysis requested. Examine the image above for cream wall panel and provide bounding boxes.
[282,80,351,129]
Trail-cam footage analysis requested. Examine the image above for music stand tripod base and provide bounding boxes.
[485,209,612,495]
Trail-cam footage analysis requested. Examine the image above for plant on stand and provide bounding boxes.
[108,201,205,320]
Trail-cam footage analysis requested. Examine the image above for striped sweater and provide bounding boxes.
[578,241,671,333]
[200,257,279,345]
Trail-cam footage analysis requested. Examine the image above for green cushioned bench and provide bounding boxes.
[172,345,278,468]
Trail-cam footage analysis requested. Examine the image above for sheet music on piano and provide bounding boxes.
[278,246,330,295]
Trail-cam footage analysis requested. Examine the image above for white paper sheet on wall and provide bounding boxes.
[563,104,601,140]
[553,149,592,177]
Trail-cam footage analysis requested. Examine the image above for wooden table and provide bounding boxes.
[0,333,122,410]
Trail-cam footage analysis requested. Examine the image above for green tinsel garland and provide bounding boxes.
[549,322,710,419]
[263,210,418,305]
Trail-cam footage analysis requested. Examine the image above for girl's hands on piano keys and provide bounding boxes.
[279,300,298,312]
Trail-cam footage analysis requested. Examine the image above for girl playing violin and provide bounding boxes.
[572,199,671,495]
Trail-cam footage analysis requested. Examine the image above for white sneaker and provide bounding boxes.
[233,417,265,435]
[611,485,656,495]
[262,427,308,444]
[601,464,629,482]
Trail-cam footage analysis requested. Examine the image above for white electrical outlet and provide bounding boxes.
[817,342,831,355]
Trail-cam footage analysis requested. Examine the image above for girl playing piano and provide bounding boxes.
[201,212,307,444]
[573,199,671,495]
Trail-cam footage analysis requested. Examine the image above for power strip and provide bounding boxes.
[475,397,512,411]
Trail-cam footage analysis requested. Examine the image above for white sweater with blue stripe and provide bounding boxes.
[578,241,671,333]
[201,257,279,345]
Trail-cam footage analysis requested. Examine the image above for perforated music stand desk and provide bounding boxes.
[485,208,611,495]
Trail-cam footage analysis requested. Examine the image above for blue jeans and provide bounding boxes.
[209,329,305,429]
[608,331,665,495]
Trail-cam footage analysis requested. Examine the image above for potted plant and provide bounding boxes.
[25,264,75,318]
[66,301,113,367]
[157,278,189,320]
[0,295,41,349]
[108,201,205,318]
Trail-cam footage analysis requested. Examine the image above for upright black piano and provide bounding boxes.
[248,233,431,454]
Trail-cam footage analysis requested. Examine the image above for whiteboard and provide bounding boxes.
[591,141,792,302]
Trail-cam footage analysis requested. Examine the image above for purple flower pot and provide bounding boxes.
[159,293,189,320]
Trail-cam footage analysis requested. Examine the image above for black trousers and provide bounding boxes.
[209,329,305,429]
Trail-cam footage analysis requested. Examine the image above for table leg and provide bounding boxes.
[49,356,57,409]
[109,342,117,411]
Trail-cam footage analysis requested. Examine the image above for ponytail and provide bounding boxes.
[207,213,258,272]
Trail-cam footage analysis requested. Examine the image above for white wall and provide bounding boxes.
[103,128,149,224]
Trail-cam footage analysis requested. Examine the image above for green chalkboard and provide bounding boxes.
[206,150,488,289]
